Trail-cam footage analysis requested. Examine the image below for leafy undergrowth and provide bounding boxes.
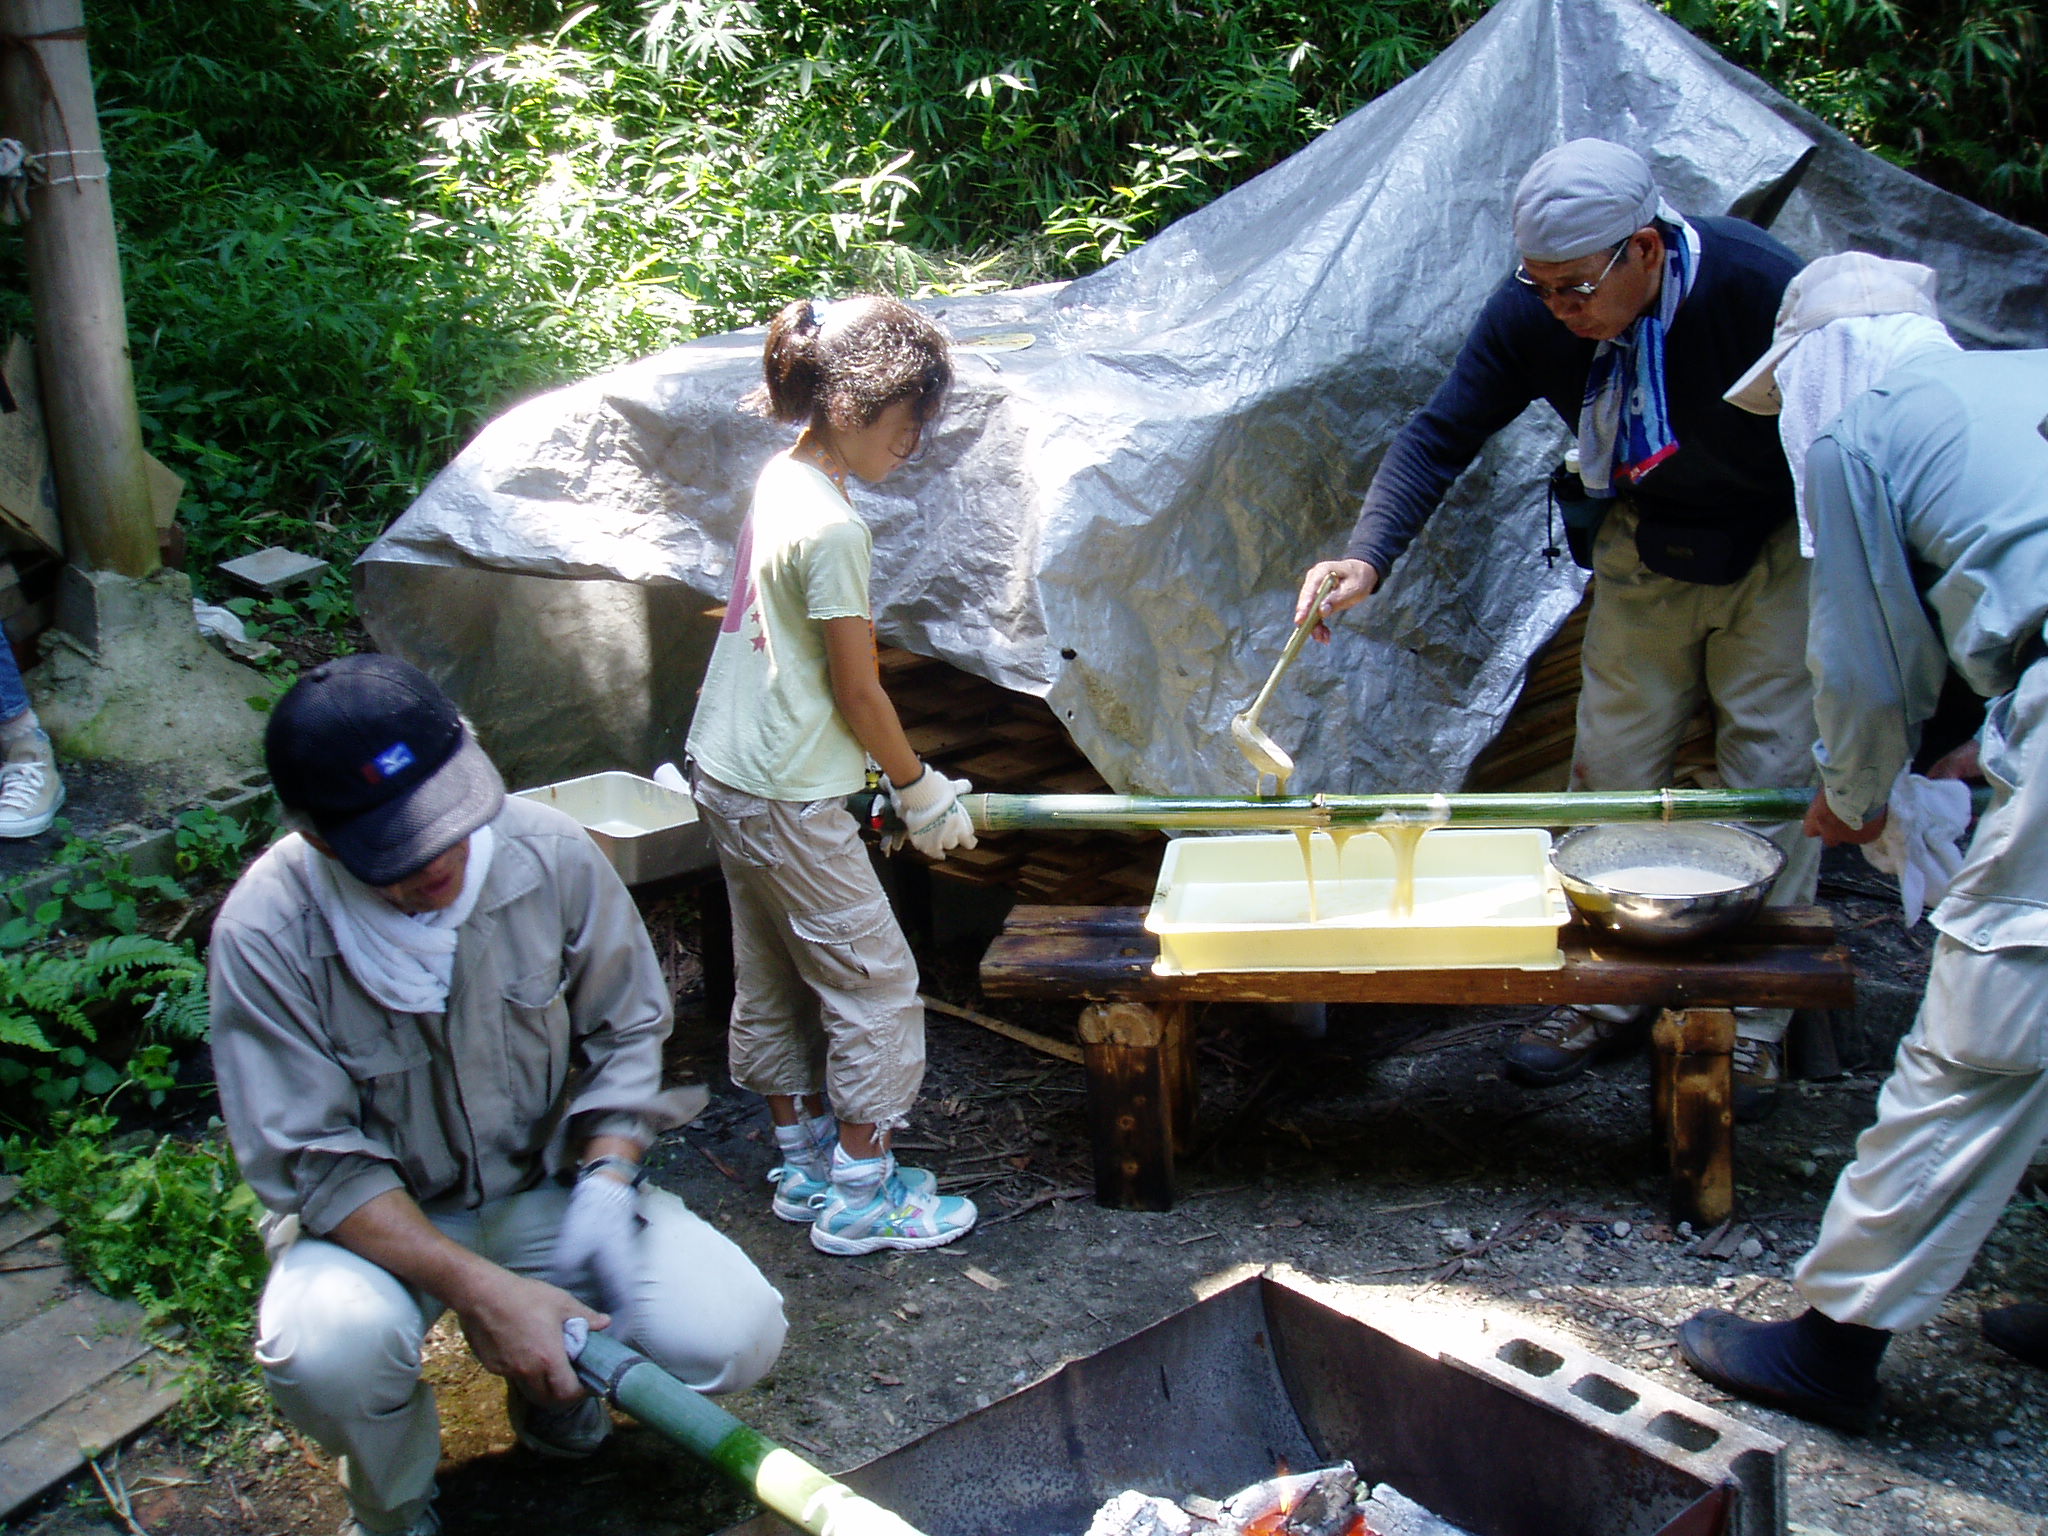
[0,810,280,1426]
[2,0,2034,613]
[5,1119,269,1426]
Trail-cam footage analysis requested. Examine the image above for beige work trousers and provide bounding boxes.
[1571,508,1820,1045]
[1794,937,2048,1331]
[256,1185,786,1533]
[692,773,925,1129]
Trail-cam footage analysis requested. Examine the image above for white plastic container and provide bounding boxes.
[514,771,713,885]
[1145,827,1569,975]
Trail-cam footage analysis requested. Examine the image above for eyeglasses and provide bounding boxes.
[1515,240,1630,305]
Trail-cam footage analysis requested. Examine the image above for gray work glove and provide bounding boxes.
[551,1164,641,1344]
[886,766,976,860]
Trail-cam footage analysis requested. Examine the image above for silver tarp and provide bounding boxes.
[359,0,2048,794]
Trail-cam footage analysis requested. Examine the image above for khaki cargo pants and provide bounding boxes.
[1796,661,2048,1330]
[1571,507,1821,1045]
[692,771,925,1129]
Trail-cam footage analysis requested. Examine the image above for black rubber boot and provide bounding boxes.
[1676,1307,1888,1433]
[1982,1303,2048,1370]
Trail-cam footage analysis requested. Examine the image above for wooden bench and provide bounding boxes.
[979,905,1856,1226]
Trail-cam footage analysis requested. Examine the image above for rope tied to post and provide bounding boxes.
[0,26,90,204]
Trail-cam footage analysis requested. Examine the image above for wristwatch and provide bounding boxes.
[577,1153,646,1187]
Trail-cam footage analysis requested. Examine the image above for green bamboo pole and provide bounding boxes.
[967,788,1823,831]
[569,1327,928,1536]
[852,785,1831,834]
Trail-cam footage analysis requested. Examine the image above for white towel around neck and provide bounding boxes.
[308,825,497,1014]
[1774,312,1960,557]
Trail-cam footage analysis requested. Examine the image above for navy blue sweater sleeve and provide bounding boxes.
[1343,279,1540,575]
[1341,218,1800,577]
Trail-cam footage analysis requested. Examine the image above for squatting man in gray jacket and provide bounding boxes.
[211,656,787,1536]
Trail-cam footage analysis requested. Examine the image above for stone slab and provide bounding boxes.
[216,546,330,594]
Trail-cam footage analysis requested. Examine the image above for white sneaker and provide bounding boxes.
[0,732,61,839]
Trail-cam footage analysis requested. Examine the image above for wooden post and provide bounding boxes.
[1651,1008,1737,1229]
[0,0,158,576]
[1076,1000,1185,1211]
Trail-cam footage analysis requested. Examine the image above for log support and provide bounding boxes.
[1651,1007,1737,1230]
[1076,1000,1191,1211]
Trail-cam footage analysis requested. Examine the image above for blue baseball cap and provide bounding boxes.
[266,654,504,884]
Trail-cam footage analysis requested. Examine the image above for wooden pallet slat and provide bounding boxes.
[0,1177,192,1520]
[0,1235,70,1333]
[0,1292,159,1444]
[0,1357,186,1518]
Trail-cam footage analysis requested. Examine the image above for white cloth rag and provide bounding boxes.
[1774,312,1959,556]
[1860,769,1972,925]
[308,825,496,1012]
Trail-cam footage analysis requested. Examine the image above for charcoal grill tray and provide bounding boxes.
[722,1270,1781,1536]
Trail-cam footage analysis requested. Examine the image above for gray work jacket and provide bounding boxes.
[1806,348,2048,953]
[211,796,691,1236]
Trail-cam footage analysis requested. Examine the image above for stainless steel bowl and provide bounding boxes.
[1550,822,1784,946]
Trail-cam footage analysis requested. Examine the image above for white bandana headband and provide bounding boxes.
[309,824,497,1014]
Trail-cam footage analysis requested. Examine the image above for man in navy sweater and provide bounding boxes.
[1296,140,1816,1110]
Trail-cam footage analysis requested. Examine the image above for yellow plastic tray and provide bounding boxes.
[1145,827,1569,975]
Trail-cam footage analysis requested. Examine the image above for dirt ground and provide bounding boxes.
[8,849,2047,1536]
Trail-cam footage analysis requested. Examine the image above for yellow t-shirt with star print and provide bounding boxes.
[686,453,875,801]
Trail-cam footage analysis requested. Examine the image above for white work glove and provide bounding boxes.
[1861,768,1973,925]
[886,766,977,860]
[550,1163,642,1344]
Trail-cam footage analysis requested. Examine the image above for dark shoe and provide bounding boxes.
[1732,1035,1783,1124]
[1676,1307,1887,1433]
[1982,1303,2048,1369]
[1503,1005,1649,1086]
[507,1385,611,1458]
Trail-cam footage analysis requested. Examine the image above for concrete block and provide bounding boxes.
[52,565,155,653]
[1,770,277,915]
[217,547,329,594]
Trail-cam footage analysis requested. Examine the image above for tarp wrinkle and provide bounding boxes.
[360,0,2048,795]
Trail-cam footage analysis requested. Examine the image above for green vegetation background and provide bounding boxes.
[4,0,2043,591]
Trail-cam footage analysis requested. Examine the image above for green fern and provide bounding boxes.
[145,976,213,1044]
[0,936,202,1044]
[0,1009,52,1052]
[0,934,209,1120]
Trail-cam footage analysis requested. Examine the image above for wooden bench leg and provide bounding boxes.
[1651,1007,1736,1230]
[1077,1000,1189,1211]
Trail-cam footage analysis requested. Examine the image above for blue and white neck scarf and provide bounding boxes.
[1577,211,1700,498]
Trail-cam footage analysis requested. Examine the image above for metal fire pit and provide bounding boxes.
[725,1270,1782,1536]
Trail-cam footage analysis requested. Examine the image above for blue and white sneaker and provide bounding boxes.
[769,1162,935,1223]
[768,1163,831,1222]
[809,1165,976,1256]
